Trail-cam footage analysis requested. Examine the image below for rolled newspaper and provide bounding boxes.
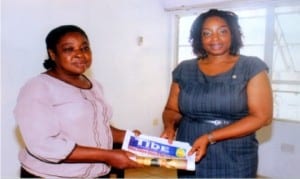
[122,130,195,171]
[130,156,191,170]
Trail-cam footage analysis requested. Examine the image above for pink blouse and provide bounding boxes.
[14,74,113,178]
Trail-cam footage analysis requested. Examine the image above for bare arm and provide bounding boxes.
[62,126,142,168]
[160,82,182,142]
[110,125,126,143]
[189,70,273,161]
[62,145,141,169]
[110,125,141,143]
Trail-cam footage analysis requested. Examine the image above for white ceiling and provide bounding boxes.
[160,0,233,10]
[160,0,300,11]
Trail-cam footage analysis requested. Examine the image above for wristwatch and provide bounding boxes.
[207,133,216,144]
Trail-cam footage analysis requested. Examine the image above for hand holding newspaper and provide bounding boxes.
[122,130,195,171]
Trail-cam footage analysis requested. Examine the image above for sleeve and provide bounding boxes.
[14,78,75,163]
[172,62,184,83]
[246,57,269,81]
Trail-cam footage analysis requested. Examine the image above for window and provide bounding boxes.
[176,4,300,122]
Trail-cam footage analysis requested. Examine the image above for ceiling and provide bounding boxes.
[160,0,300,11]
[160,0,234,10]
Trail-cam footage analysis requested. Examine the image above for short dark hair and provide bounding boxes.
[43,25,89,69]
[190,9,243,59]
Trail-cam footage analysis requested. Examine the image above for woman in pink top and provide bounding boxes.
[14,25,142,178]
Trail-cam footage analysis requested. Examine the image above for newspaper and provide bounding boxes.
[122,130,195,171]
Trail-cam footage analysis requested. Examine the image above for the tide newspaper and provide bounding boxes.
[122,130,195,171]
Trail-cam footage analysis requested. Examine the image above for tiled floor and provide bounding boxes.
[125,167,177,178]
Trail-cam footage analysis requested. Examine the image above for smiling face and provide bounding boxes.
[49,32,92,76]
[201,16,232,57]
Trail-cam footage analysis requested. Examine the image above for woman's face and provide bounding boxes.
[201,16,232,57]
[49,32,92,75]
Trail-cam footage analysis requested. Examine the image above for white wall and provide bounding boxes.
[257,120,300,177]
[1,0,170,177]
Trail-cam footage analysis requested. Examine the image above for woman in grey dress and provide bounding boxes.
[160,9,273,178]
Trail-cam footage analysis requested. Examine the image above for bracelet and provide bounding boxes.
[207,133,216,144]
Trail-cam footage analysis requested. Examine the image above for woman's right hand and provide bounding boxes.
[106,150,143,169]
[160,127,176,144]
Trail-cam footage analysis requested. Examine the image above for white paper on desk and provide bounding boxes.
[122,130,195,171]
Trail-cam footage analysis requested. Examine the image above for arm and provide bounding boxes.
[63,145,141,169]
[210,70,273,140]
[189,70,273,161]
[63,126,143,168]
[160,82,182,143]
[110,125,141,144]
[110,125,126,143]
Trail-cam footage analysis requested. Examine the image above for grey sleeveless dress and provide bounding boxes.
[173,55,268,178]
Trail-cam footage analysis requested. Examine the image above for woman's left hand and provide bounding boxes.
[188,134,210,162]
[132,129,141,136]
